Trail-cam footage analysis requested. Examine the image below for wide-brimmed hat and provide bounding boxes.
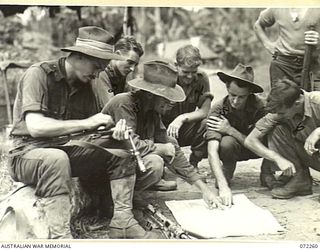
[128,60,186,102]
[217,64,264,93]
[61,26,124,61]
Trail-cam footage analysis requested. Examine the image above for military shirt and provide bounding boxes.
[91,63,128,111]
[257,8,320,56]
[255,91,320,144]
[11,57,99,138]
[206,94,266,142]
[162,70,213,126]
[103,91,201,184]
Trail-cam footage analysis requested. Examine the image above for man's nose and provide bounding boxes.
[232,97,239,104]
[129,65,135,72]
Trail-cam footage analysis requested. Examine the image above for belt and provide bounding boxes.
[273,53,304,65]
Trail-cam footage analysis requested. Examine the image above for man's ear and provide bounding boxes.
[115,50,121,55]
[294,94,304,106]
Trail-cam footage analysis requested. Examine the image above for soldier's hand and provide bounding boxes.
[275,157,296,176]
[202,189,224,210]
[112,119,131,141]
[219,186,233,208]
[305,30,319,45]
[304,129,320,155]
[207,115,231,134]
[86,113,114,130]
[167,116,184,138]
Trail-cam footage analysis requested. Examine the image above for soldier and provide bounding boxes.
[255,8,320,89]
[245,79,320,199]
[103,60,223,218]
[161,45,213,168]
[91,35,144,110]
[8,26,159,239]
[206,64,280,206]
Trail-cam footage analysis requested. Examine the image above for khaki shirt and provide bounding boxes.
[162,70,213,126]
[255,92,320,144]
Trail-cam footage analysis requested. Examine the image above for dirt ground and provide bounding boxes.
[142,147,320,242]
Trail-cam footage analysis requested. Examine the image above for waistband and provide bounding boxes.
[273,52,304,65]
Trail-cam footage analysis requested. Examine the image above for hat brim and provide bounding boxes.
[217,72,264,93]
[61,46,125,61]
[128,77,186,102]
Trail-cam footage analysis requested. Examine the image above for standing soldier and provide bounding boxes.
[254,8,320,89]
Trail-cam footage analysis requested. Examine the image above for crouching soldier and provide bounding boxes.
[8,26,159,239]
[245,79,320,199]
[161,45,213,168]
[206,64,280,206]
[103,60,223,214]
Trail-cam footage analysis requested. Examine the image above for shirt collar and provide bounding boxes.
[54,57,67,81]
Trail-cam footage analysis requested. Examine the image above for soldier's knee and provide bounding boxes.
[147,154,164,179]
[42,149,71,178]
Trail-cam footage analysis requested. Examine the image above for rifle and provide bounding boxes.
[8,127,148,173]
[66,127,147,173]
[301,25,316,91]
[143,204,201,239]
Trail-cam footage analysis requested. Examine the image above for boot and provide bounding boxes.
[38,195,73,239]
[271,166,313,199]
[152,179,177,191]
[109,174,163,239]
[260,160,284,190]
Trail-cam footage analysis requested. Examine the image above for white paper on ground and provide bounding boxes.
[165,194,284,238]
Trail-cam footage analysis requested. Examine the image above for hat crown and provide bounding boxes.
[230,64,254,83]
[78,26,115,45]
[143,60,177,88]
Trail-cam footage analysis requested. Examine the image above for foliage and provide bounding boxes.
[133,7,265,68]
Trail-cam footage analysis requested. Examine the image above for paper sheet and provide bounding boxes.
[165,194,284,238]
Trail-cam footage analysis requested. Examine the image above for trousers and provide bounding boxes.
[268,124,320,173]
[270,53,320,90]
[9,141,136,198]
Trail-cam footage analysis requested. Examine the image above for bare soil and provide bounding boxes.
[144,150,320,242]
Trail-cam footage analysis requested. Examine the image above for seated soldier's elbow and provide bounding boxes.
[27,125,46,138]
[25,113,47,138]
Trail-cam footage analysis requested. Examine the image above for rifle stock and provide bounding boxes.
[301,25,316,91]
[143,204,200,239]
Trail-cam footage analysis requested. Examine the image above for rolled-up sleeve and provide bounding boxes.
[255,113,281,135]
[21,66,49,117]
[164,136,201,184]
[257,8,276,27]
[205,101,224,142]
[197,72,214,108]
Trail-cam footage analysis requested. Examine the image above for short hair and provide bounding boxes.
[176,45,202,68]
[266,78,302,113]
[115,36,144,57]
